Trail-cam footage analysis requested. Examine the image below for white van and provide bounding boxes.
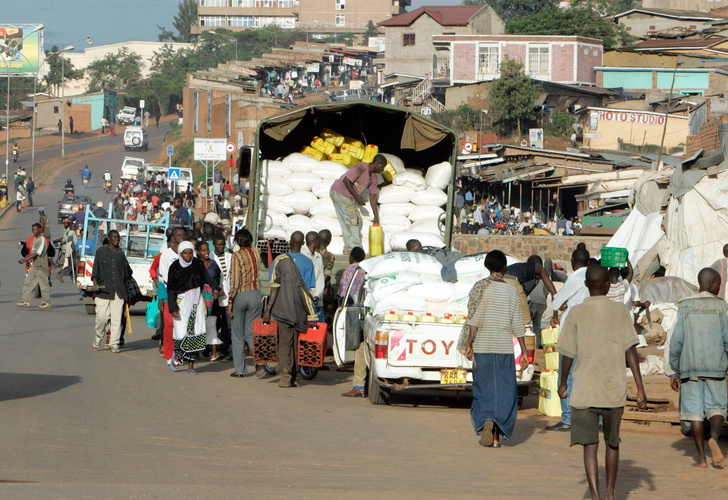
[124,126,149,151]
[172,168,193,193]
[120,157,145,181]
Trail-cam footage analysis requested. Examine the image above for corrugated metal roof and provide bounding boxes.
[635,36,727,50]
[378,5,484,27]
[615,8,725,21]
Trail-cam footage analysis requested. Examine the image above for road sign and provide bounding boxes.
[140,99,145,109]
[167,145,174,156]
[168,168,180,182]
[463,141,473,153]
[194,138,227,161]
[226,142,236,153]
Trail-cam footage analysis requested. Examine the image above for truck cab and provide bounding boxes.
[121,157,145,181]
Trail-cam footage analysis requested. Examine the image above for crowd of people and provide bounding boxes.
[0,165,35,212]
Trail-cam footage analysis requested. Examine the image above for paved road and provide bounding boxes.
[2,130,728,498]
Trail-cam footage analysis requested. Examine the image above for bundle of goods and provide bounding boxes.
[257,127,454,255]
[538,326,562,418]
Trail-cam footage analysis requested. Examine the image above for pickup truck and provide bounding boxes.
[332,273,536,405]
[76,208,170,315]
[121,156,145,181]
[116,106,136,126]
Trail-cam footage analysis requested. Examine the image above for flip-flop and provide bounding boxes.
[186,369,198,375]
[230,372,244,378]
[169,356,179,371]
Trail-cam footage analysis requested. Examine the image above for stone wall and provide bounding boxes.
[451,234,611,261]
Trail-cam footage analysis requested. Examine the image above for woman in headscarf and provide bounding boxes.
[457,250,530,448]
[167,241,222,373]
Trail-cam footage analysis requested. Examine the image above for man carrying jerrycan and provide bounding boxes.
[329,155,386,255]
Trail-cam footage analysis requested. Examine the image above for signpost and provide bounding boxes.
[168,167,180,196]
[194,138,227,213]
[226,141,236,182]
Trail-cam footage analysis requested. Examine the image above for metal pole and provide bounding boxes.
[31,73,37,178]
[61,55,65,158]
[5,64,9,184]
[656,62,679,169]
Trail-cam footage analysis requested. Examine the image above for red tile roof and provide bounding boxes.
[378,5,485,27]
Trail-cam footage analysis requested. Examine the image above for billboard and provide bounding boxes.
[0,24,43,75]
[194,138,227,161]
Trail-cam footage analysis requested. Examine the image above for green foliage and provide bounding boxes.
[506,6,631,48]
[488,59,541,137]
[312,32,355,47]
[171,140,194,169]
[86,47,144,92]
[43,47,84,96]
[572,0,641,16]
[158,0,198,43]
[431,104,486,135]
[462,0,557,23]
[364,21,380,40]
[544,111,575,138]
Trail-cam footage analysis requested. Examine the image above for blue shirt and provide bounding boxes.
[172,207,190,226]
[81,168,91,179]
[76,238,95,255]
[465,191,473,202]
[269,251,316,290]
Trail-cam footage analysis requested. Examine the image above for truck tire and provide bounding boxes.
[368,364,390,405]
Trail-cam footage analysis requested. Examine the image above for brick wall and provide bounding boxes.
[452,43,476,82]
[577,43,601,84]
[65,104,92,133]
[451,234,611,262]
[501,43,525,66]
[686,116,722,155]
[552,44,575,83]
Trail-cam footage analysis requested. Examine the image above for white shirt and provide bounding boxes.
[212,251,232,307]
[552,266,589,328]
[158,246,179,285]
[302,246,324,302]
[473,207,484,224]
[104,172,111,181]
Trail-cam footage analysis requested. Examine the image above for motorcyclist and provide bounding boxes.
[103,169,112,182]
[64,179,75,194]
[12,142,19,160]
[81,165,91,180]
[71,204,86,230]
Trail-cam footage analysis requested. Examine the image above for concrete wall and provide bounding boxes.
[617,12,715,38]
[642,0,728,11]
[451,234,611,262]
[582,109,689,150]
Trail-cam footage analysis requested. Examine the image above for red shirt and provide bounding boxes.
[149,251,163,279]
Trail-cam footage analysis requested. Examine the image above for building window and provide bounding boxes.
[233,0,256,7]
[54,106,59,113]
[255,0,296,7]
[253,16,296,28]
[336,0,345,9]
[403,33,415,46]
[229,15,254,26]
[528,44,549,78]
[199,15,227,27]
[335,13,345,27]
[202,0,228,6]
[478,44,499,79]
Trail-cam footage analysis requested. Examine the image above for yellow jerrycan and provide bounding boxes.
[369,223,383,256]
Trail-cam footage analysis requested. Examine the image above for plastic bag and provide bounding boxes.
[146,297,159,329]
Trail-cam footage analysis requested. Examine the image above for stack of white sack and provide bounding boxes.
[359,252,520,315]
[258,153,453,255]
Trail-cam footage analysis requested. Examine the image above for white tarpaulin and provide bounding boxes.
[607,208,664,274]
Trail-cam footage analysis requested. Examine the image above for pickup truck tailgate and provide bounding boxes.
[385,323,470,369]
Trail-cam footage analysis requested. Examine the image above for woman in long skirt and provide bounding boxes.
[167,241,220,374]
[458,250,530,447]
[198,241,225,362]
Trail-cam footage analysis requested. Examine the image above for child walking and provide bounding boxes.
[557,264,647,500]
[669,267,728,468]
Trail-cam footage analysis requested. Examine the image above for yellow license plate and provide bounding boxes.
[440,369,467,385]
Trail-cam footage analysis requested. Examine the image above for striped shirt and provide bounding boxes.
[466,281,525,354]
[228,246,262,299]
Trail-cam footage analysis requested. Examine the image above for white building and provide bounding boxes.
[41,41,194,96]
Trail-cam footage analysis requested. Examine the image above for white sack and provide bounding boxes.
[286,172,322,192]
[389,231,444,251]
[315,161,349,180]
[379,214,410,228]
[310,215,342,237]
[260,210,288,228]
[368,273,422,301]
[282,152,319,166]
[409,205,445,222]
[310,198,338,219]
[285,191,319,215]
[262,177,293,197]
[381,153,405,174]
[409,218,441,234]
[372,291,427,314]
[360,202,374,221]
[406,277,456,301]
[261,195,294,215]
[261,225,288,240]
[360,252,444,278]
[425,161,453,190]
[392,170,427,191]
[411,187,448,207]
[379,185,416,204]
[379,203,416,218]
[328,236,345,255]
[312,179,335,198]
[455,253,521,278]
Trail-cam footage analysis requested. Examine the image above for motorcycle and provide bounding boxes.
[63,186,75,195]
[12,150,18,163]
[82,177,90,187]
[104,179,113,193]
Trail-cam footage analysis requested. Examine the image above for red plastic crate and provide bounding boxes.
[252,318,278,364]
[297,322,327,367]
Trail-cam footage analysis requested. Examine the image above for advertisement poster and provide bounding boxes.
[0,25,43,75]
[529,128,544,149]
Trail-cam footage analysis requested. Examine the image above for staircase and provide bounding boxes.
[410,73,445,114]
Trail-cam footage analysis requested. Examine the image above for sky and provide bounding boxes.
[0,0,463,51]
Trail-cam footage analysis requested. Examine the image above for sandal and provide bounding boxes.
[170,356,180,371]
[186,369,198,374]
[210,353,225,362]
[230,372,244,378]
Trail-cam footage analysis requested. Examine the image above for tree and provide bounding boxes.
[488,59,540,137]
[86,47,144,92]
[364,20,380,40]
[42,46,84,96]
[158,0,198,43]
[506,6,631,48]
[462,0,557,23]
[571,0,642,16]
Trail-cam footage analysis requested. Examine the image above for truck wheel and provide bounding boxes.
[368,364,390,405]
[84,303,96,315]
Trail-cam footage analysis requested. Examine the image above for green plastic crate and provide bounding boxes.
[601,247,628,268]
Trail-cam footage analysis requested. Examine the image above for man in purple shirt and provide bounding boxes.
[329,154,386,254]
